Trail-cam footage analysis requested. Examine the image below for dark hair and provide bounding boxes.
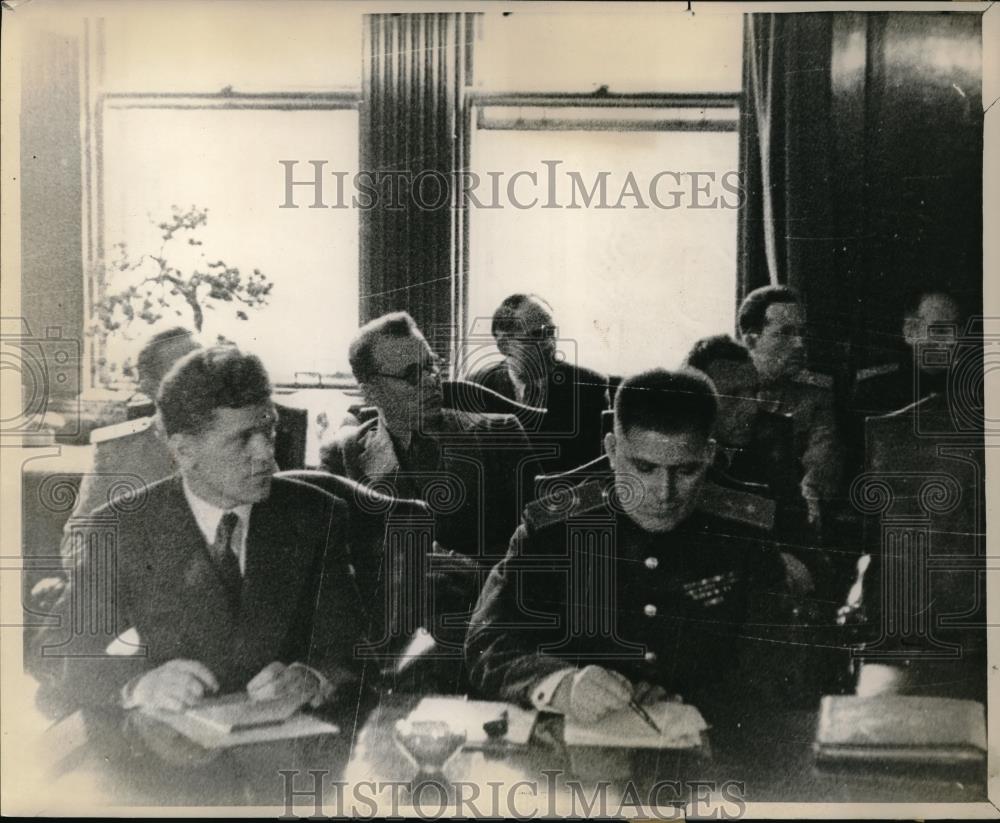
[737,285,801,337]
[491,293,553,339]
[684,334,751,372]
[902,288,961,319]
[136,326,195,386]
[614,368,717,440]
[348,311,421,383]
[157,346,272,436]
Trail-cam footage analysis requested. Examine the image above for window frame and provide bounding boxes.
[85,90,362,393]
[458,88,743,377]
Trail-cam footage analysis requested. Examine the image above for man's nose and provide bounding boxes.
[250,432,276,462]
[651,470,678,502]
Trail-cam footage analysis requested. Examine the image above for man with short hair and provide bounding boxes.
[37,346,367,716]
[684,335,761,454]
[466,369,795,727]
[66,328,200,534]
[466,293,609,474]
[321,311,538,566]
[852,289,965,433]
[737,286,842,527]
[63,328,307,558]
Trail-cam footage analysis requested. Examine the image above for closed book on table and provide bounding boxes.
[813,696,986,767]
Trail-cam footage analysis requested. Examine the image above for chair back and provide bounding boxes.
[855,394,985,688]
[275,470,471,693]
[442,379,546,418]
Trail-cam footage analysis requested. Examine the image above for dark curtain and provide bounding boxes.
[360,13,475,360]
[737,14,846,374]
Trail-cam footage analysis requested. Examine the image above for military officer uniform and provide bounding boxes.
[756,370,842,507]
[466,474,804,726]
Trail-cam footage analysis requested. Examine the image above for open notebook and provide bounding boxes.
[564,701,708,749]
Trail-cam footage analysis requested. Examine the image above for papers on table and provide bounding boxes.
[142,692,339,749]
[408,697,538,747]
[563,701,708,749]
[814,696,986,766]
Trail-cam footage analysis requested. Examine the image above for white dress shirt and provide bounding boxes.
[182,481,253,574]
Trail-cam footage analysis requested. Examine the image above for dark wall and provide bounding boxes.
[20,26,85,398]
[831,12,983,368]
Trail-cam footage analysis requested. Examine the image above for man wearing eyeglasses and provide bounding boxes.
[466,293,610,474]
[321,311,538,569]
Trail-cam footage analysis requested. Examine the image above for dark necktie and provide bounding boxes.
[212,511,242,610]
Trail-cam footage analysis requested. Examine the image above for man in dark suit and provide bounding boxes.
[465,293,609,474]
[320,311,539,568]
[466,369,802,729]
[852,290,964,418]
[848,289,967,477]
[64,328,308,559]
[36,346,367,717]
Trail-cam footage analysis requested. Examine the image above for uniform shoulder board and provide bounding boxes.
[89,415,155,445]
[855,362,900,382]
[523,477,610,531]
[695,479,776,532]
[794,369,834,390]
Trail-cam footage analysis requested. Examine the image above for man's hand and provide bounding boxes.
[129,660,219,712]
[246,662,322,707]
[550,665,635,724]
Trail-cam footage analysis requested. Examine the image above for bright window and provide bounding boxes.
[99,105,359,385]
[466,10,743,378]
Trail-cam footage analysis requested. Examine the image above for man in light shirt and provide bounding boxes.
[35,346,367,717]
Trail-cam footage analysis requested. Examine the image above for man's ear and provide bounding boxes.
[604,431,617,468]
[358,380,378,407]
[902,314,922,348]
[167,431,196,471]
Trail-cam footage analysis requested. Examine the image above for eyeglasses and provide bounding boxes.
[371,359,443,387]
[516,324,558,341]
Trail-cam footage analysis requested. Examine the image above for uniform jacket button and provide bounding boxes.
[644,556,659,570]
[644,651,658,663]
[643,604,657,617]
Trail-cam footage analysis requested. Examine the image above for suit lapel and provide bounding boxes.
[139,479,237,642]
[241,496,306,634]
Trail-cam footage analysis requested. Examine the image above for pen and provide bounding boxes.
[628,698,662,735]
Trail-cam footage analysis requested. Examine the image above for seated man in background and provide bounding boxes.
[66,327,199,537]
[321,311,539,567]
[35,346,368,720]
[467,369,804,730]
[849,289,967,476]
[684,338,808,527]
[465,293,609,474]
[64,327,308,559]
[737,286,842,532]
[852,289,964,417]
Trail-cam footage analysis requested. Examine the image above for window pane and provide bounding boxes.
[476,10,743,93]
[101,2,362,93]
[467,127,738,378]
[101,107,358,384]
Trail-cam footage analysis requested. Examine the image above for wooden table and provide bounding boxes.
[53,692,986,812]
